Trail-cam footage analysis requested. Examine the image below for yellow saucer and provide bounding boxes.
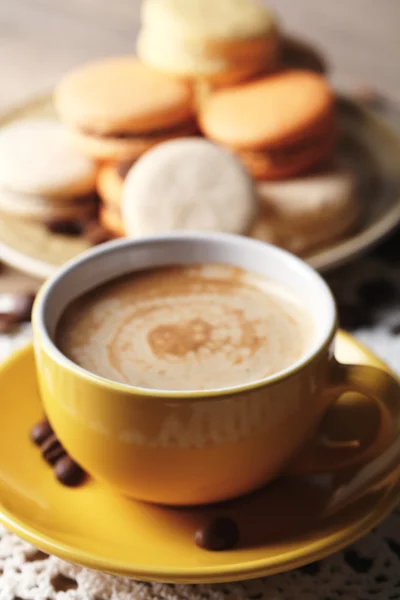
[0,332,399,584]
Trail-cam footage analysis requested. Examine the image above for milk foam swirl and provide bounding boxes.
[57,265,312,391]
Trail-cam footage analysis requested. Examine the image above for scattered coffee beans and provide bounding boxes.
[31,419,53,446]
[44,218,84,236]
[41,434,66,465]
[0,314,18,333]
[373,231,400,264]
[11,292,35,321]
[358,279,398,307]
[195,517,239,551]
[30,418,88,487]
[54,455,87,487]
[338,304,374,331]
[390,323,400,336]
[0,291,36,323]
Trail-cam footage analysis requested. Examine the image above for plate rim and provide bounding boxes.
[308,96,400,271]
[0,333,399,583]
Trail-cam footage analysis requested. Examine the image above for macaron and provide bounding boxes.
[138,0,279,85]
[0,118,97,221]
[54,57,196,161]
[0,187,96,221]
[250,162,358,254]
[141,0,276,42]
[199,70,336,180]
[96,163,137,237]
[96,164,127,211]
[99,205,125,238]
[237,127,336,180]
[122,138,256,237]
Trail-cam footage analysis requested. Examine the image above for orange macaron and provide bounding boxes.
[54,57,196,162]
[199,70,335,180]
[237,125,336,179]
[99,204,125,238]
[96,163,133,237]
[96,163,131,211]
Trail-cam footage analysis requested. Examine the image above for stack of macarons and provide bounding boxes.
[250,160,358,254]
[134,0,340,180]
[137,0,280,86]
[199,70,336,181]
[0,118,97,226]
[135,0,335,183]
[54,56,196,236]
[0,0,357,257]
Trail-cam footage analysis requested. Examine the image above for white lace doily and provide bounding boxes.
[2,236,400,600]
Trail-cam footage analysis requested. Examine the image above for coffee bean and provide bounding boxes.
[54,455,87,487]
[11,292,35,321]
[31,419,53,446]
[195,517,239,551]
[83,221,112,245]
[44,219,84,236]
[390,323,400,335]
[373,231,400,264]
[41,434,66,465]
[358,279,398,307]
[338,304,374,330]
[0,292,36,322]
[0,314,18,333]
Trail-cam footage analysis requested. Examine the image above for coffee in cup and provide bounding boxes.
[57,264,313,391]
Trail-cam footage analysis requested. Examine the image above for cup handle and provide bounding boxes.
[286,360,400,513]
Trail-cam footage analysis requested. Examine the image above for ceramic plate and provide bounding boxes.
[0,332,399,583]
[0,96,399,279]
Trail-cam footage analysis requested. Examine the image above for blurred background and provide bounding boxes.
[1,0,399,111]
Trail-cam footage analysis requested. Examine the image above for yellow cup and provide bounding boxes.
[32,233,400,505]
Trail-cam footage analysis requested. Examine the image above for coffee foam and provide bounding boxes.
[57,264,313,391]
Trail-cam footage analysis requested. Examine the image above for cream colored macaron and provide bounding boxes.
[138,0,279,83]
[141,0,275,42]
[137,30,278,83]
[137,32,236,79]
[250,207,358,255]
[250,164,358,254]
[0,118,97,198]
[0,187,96,221]
[122,138,256,237]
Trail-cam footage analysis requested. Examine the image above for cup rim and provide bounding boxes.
[33,232,337,400]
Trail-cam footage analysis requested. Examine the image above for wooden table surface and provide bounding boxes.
[0,0,399,289]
